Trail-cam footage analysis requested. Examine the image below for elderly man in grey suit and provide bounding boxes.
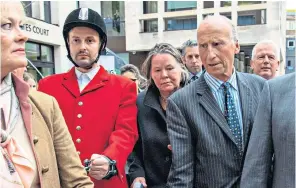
[166,15,265,188]
[240,73,295,188]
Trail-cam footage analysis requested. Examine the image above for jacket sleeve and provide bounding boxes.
[240,82,273,188]
[51,96,94,187]
[127,119,146,184]
[166,97,195,188]
[102,81,139,178]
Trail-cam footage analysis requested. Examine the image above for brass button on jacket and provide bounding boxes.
[33,136,39,144]
[42,166,49,174]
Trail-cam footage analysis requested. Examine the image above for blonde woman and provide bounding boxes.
[0,2,93,187]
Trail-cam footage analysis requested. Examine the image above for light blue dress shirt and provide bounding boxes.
[75,66,100,92]
[204,70,244,139]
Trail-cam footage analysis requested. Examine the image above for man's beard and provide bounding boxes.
[73,52,99,69]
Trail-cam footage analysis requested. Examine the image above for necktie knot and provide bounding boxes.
[222,82,231,90]
[189,75,198,83]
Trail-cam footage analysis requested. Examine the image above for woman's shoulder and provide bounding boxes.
[28,90,57,113]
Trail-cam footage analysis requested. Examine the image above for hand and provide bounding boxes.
[89,154,110,180]
[131,177,147,188]
[167,144,172,151]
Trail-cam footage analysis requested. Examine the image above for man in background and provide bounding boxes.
[251,40,280,80]
[181,40,203,84]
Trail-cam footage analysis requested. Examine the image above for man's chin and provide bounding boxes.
[75,61,93,68]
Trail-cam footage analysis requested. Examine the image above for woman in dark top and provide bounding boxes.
[129,43,188,188]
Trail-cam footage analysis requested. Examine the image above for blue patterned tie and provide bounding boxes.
[222,82,243,153]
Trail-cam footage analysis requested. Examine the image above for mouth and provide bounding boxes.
[13,48,25,53]
[78,54,89,57]
[161,82,171,85]
[209,63,219,67]
[261,67,271,71]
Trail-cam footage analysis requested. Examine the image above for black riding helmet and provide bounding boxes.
[63,8,107,68]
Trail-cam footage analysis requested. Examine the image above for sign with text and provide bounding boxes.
[23,24,49,36]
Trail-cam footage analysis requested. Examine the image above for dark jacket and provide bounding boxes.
[128,86,172,188]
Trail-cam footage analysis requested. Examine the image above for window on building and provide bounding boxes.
[22,1,32,17]
[288,60,291,66]
[44,1,51,23]
[101,1,125,36]
[220,12,231,20]
[288,40,295,48]
[287,21,296,30]
[165,1,197,12]
[143,1,158,14]
[25,42,55,81]
[203,13,214,19]
[203,1,214,9]
[237,9,266,26]
[238,1,266,5]
[140,19,158,32]
[220,1,231,7]
[165,17,197,31]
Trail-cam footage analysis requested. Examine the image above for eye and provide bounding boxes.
[258,56,264,60]
[87,39,93,43]
[269,56,275,60]
[72,38,80,44]
[200,44,207,49]
[19,24,24,30]
[167,66,174,70]
[213,42,220,47]
[1,23,12,30]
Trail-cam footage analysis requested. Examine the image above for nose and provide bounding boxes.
[15,27,28,43]
[79,41,87,51]
[263,55,270,64]
[207,45,216,60]
[192,56,197,63]
[160,69,168,78]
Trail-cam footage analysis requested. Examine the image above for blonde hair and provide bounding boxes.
[0,2,26,21]
[142,43,188,88]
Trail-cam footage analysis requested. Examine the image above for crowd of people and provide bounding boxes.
[0,2,295,188]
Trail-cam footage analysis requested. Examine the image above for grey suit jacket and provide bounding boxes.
[166,72,265,188]
[240,73,295,188]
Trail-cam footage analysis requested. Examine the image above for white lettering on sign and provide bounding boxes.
[23,24,49,36]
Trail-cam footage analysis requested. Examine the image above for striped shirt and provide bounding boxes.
[204,71,244,138]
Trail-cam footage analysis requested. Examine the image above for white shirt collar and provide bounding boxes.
[75,65,100,81]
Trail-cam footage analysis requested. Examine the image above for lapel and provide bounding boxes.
[62,67,80,98]
[62,65,109,97]
[12,74,33,140]
[236,72,251,148]
[196,74,237,145]
[81,66,109,95]
[143,86,166,121]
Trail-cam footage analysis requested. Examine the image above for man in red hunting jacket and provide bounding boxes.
[38,8,138,188]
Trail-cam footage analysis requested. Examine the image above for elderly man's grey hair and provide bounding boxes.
[202,15,239,42]
[142,43,188,88]
[181,39,198,56]
[120,64,147,89]
[251,40,280,60]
